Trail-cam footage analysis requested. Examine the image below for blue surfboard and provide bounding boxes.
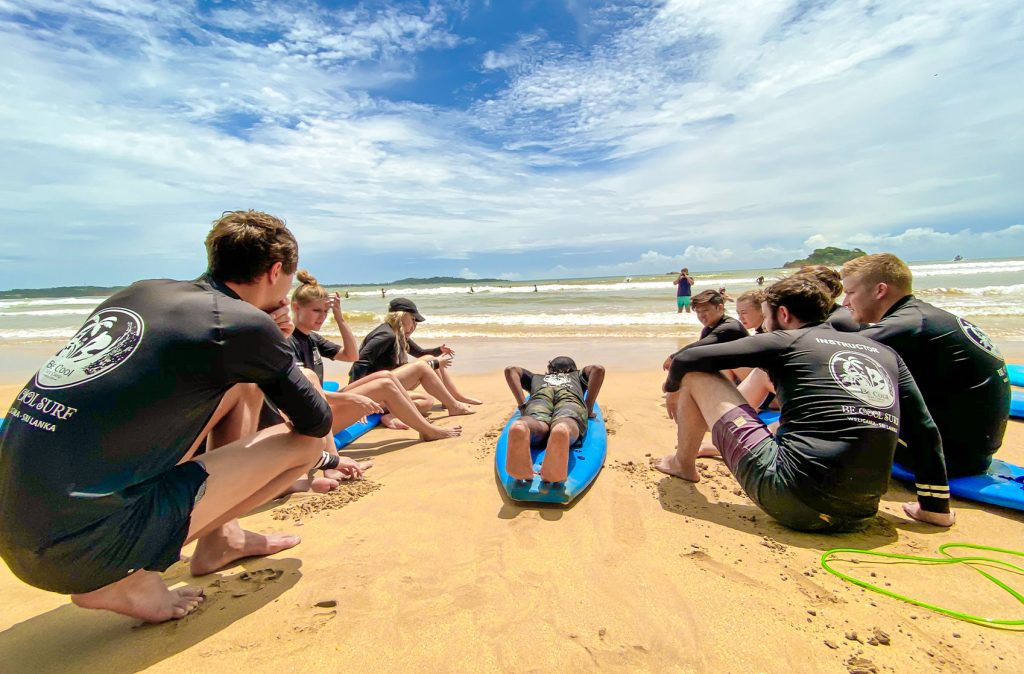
[495,403,607,505]
[758,410,781,425]
[323,380,381,449]
[1011,390,1024,420]
[891,459,1024,512]
[1007,363,1024,388]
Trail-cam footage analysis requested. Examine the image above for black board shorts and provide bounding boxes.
[712,405,869,533]
[0,461,208,594]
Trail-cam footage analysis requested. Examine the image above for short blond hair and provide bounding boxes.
[841,253,912,294]
[736,289,765,306]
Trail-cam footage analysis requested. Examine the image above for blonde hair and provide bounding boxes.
[841,254,912,294]
[384,311,411,365]
[292,269,328,305]
[736,289,765,306]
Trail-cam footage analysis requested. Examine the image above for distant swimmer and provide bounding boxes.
[674,267,694,313]
[381,288,386,298]
[756,276,765,286]
[842,253,1010,477]
[624,277,632,283]
[953,254,964,262]
[656,274,954,532]
[503,357,605,483]
[0,210,335,622]
[533,285,538,292]
[469,286,475,294]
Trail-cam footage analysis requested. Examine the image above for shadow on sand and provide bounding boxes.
[493,467,603,521]
[0,558,302,674]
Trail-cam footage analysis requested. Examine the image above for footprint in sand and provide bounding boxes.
[208,567,284,598]
[681,550,770,589]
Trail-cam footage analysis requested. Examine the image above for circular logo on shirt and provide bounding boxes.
[828,351,895,409]
[956,316,1002,360]
[35,308,145,390]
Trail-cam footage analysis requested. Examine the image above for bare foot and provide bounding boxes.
[190,521,301,576]
[446,402,476,417]
[381,414,410,430]
[71,570,204,623]
[457,396,484,405]
[505,422,534,480]
[539,425,572,482]
[654,455,700,482]
[420,424,463,441]
[286,475,339,494]
[696,442,722,459]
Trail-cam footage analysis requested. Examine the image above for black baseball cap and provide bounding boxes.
[388,297,426,322]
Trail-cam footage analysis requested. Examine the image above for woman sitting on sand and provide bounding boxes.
[286,271,465,443]
[348,297,480,416]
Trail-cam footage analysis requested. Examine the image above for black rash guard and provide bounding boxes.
[349,323,442,382]
[857,295,1010,476]
[826,304,861,332]
[665,323,949,518]
[290,330,342,384]
[0,277,332,551]
[670,315,748,359]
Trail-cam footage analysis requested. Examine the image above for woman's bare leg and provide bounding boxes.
[391,360,474,416]
[342,375,461,441]
[420,356,482,405]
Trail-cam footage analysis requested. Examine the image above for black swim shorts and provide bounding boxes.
[712,405,869,533]
[523,387,588,438]
[0,460,209,594]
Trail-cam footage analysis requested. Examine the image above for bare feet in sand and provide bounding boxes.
[286,475,340,495]
[654,454,700,482]
[505,422,534,480]
[71,570,205,623]
[457,395,484,405]
[420,424,463,441]
[190,521,301,576]
[446,402,476,417]
[380,414,410,430]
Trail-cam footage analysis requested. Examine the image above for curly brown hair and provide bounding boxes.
[205,210,298,283]
[795,265,843,302]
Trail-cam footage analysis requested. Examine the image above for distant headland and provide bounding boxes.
[783,247,867,268]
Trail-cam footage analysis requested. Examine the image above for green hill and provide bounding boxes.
[783,247,867,268]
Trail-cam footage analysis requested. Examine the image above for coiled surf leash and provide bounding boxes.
[820,543,1024,627]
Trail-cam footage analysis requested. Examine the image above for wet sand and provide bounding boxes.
[0,363,1022,673]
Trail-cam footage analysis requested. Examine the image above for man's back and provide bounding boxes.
[0,278,311,549]
[859,296,1009,475]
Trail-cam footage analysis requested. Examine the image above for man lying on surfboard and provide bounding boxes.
[503,357,606,483]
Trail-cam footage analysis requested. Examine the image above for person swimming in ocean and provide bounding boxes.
[502,357,605,483]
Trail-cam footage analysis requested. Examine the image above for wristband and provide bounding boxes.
[430,358,440,370]
[313,451,341,471]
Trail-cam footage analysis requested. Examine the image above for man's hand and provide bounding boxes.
[665,391,679,420]
[902,502,955,527]
[327,457,373,480]
[340,393,385,419]
[268,300,294,338]
[662,356,673,371]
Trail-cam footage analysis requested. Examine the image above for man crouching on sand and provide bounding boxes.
[654,275,955,532]
[503,357,605,483]
[0,210,335,622]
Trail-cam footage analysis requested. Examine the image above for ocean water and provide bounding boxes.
[1,258,1022,343]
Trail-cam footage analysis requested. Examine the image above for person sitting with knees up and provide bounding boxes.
[503,357,605,483]
[655,274,954,532]
[349,297,479,416]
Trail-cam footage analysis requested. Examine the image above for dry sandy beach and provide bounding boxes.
[0,363,1022,673]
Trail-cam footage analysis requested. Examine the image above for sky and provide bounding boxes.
[1,0,1022,288]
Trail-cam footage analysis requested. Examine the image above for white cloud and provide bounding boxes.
[0,0,1021,286]
[457,267,480,279]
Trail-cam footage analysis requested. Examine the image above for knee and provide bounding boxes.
[510,420,529,437]
[416,396,434,412]
[550,423,571,439]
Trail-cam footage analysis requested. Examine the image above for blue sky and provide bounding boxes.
[1,0,1022,288]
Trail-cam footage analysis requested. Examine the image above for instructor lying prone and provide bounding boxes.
[655,275,954,532]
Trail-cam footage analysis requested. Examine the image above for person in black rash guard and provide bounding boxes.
[348,297,478,417]
[274,272,462,446]
[842,254,1010,476]
[503,357,606,483]
[0,210,339,623]
[663,289,749,383]
[655,275,954,532]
